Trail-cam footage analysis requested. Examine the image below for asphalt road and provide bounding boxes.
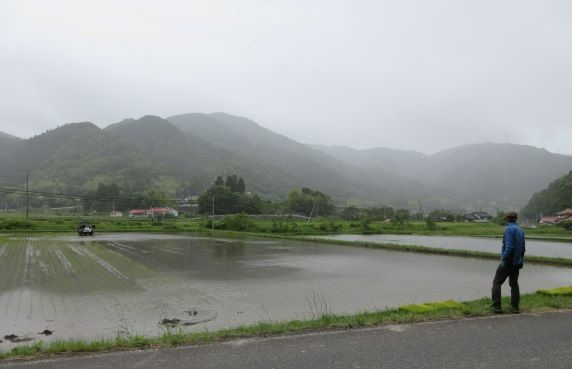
[2,310,572,369]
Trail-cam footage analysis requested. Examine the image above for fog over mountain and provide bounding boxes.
[1,1,571,156]
[1,113,571,212]
[312,143,572,210]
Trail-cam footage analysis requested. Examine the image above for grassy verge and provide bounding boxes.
[0,217,202,233]
[1,217,570,242]
[2,287,572,361]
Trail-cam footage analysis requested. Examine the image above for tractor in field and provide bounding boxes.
[77,222,95,236]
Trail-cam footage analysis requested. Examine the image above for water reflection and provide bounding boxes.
[1,232,571,345]
[213,241,246,261]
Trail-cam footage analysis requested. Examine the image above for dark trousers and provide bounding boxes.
[491,264,520,309]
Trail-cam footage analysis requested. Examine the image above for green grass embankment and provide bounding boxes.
[2,287,572,361]
[0,217,202,233]
[2,216,571,242]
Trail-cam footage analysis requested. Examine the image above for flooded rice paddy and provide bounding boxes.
[1,233,572,348]
[313,234,572,259]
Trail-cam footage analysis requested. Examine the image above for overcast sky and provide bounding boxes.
[1,0,571,155]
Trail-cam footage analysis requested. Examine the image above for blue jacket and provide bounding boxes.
[501,222,525,266]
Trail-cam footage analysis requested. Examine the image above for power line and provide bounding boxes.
[0,186,185,205]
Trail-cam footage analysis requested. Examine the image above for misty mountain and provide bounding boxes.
[0,131,21,141]
[309,144,427,178]
[0,131,22,155]
[104,115,295,196]
[418,143,572,208]
[167,113,430,203]
[0,122,162,192]
[313,143,572,209]
[521,171,572,218]
[0,114,429,205]
[2,113,567,210]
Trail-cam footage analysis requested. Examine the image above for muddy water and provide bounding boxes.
[312,234,572,259]
[1,233,572,348]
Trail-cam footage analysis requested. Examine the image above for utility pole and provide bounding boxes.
[307,199,319,223]
[211,195,215,233]
[26,172,29,219]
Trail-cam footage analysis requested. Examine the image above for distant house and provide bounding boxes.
[463,212,493,222]
[147,208,179,217]
[538,209,572,225]
[556,209,572,223]
[539,216,558,225]
[463,213,478,222]
[179,195,199,208]
[129,209,147,218]
[129,208,179,218]
[110,211,123,218]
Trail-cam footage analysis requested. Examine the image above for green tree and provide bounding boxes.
[425,216,436,230]
[83,182,122,213]
[522,170,572,220]
[198,175,262,215]
[225,175,238,191]
[224,174,246,193]
[199,185,237,215]
[220,213,256,231]
[344,206,360,221]
[363,206,394,221]
[286,188,334,217]
[394,209,410,226]
[237,177,246,193]
[236,193,263,214]
[214,176,224,186]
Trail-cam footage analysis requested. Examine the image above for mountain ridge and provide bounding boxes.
[1,114,570,211]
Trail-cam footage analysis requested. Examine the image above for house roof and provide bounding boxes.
[557,208,572,216]
[148,208,172,213]
[473,212,492,218]
[539,216,558,224]
[129,209,146,214]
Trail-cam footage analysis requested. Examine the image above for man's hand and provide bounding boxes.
[499,260,506,268]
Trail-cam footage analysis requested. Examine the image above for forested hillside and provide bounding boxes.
[2,114,569,212]
[522,171,572,218]
[0,114,431,210]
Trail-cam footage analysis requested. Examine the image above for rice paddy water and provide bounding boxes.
[1,233,571,350]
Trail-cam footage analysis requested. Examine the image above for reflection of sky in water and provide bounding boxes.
[314,234,572,259]
[1,233,572,346]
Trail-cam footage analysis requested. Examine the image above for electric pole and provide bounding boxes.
[26,172,29,219]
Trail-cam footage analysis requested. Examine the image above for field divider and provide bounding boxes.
[198,230,572,267]
[298,236,572,267]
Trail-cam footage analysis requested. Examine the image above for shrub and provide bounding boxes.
[537,286,572,296]
[220,214,256,232]
[0,219,35,230]
[398,300,463,314]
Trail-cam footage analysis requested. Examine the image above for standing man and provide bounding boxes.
[491,211,525,314]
